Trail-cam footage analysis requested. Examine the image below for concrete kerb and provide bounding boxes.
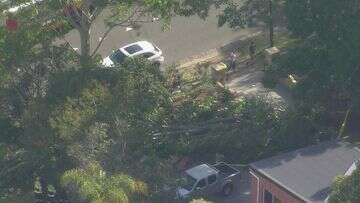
[177,31,263,70]
[177,48,221,69]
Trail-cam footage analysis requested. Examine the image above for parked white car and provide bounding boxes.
[102,41,164,67]
[2,0,44,13]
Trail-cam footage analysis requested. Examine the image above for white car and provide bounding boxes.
[2,0,44,13]
[102,41,164,67]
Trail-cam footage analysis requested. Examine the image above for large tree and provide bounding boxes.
[0,52,172,199]
[275,0,360,134]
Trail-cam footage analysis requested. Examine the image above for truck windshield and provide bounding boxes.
[182,175,197,191]
[110,50,127,64]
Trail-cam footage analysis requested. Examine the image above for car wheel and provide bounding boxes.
[222,183,234,196]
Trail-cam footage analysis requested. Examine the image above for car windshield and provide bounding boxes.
[182,175,197,191]
[124,44,143,54]
[110,49,127,64]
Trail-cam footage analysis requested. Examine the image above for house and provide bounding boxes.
[249,140,360,203]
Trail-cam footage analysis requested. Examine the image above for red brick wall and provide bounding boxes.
[250,170,304,203]
[250,171,259,203]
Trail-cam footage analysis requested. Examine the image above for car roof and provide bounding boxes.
[121,41,156,56]
[186,164,218,180]
[103,41,160,67]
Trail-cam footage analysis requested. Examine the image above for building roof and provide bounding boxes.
[250,140,360,203]
[186,164,218,180]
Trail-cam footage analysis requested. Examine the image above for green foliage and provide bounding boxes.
[176,0,228,19]
[283,0,360,110]
[172,80,230,122]
[218,0,283,28]
[215,97,280,161]
[284,0,314,38]
[164,95,280,162]
[50,80,111,142]
[262,65,279,88]
[272,105,336,151]
[61,162,147,203]
[0,50,172,197]
[173,94,335,163]
[328,163,360,203]
[0,43,81,195]
[270,1,360,143]
[0,113,21,144]
[109,59,171,123]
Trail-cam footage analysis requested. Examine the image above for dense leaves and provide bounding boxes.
[265,0,360,137]
[283,0,360,107]
[0,52,173,200]
[218,0,269,28]
[217,0,284,46]
[61,162,147,203]
[328,163,360,203]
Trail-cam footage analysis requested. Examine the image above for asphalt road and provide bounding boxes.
[61,5,259,65]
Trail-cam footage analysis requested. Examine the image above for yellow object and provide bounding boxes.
[211,62,227,85]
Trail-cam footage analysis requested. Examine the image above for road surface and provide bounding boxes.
[61,5,259,65]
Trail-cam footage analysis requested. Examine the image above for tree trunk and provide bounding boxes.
[63,3,93,67]
[268,0,274,47]
[79,26,91,67]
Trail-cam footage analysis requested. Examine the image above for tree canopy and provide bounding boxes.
[271,0,360,121]
[61,162,147,203]
[328,163,360,203]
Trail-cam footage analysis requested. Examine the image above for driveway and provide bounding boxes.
[209,169,250,203]
[60,2,259,65]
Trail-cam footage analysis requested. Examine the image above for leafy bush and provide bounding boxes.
[328,163,360,203]
[262,70,278,88]
[61,162,147,203]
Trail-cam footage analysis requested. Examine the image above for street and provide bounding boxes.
[61,5,259,65]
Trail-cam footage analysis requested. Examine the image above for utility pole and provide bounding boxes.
[268,0,274,47]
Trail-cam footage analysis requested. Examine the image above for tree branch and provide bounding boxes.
[90,4,158,58]
[90,25,114,58]
[90,7,102,21]
[90,8,144,57]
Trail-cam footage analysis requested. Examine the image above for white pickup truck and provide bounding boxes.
[176,162,240,200]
